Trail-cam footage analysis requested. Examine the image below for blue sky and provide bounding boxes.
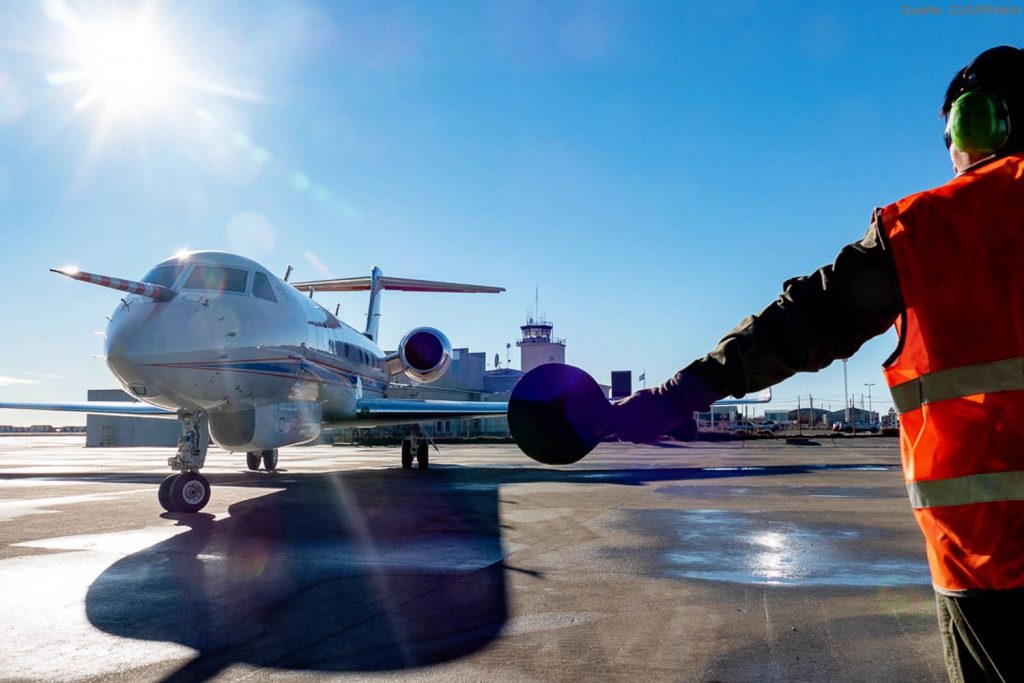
[0,1,1020,425]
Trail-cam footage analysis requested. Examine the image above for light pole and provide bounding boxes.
[864,382,875,418]
[843,359,850,423]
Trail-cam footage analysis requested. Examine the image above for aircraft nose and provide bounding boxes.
[104,307,149,388]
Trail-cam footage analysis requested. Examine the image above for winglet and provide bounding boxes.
[51,268,176,302]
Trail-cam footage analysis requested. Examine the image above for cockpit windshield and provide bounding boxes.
[183,266,249,293]
[140,265,185,288]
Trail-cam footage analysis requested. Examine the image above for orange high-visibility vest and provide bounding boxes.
[882,153,1024,595]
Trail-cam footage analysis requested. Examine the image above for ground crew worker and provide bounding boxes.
[612,45,1024,682]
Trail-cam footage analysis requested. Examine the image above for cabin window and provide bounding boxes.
[183,266,248,293]
[140,265,185,288]
[252,272,277,302]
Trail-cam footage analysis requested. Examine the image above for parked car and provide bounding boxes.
[756,420,782,433]
[832,420,880,433]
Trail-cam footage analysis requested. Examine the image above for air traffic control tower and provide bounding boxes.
[517,317,566,372]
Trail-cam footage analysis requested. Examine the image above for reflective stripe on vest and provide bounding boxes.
[890,355,1024,414]
[907,470,1024,509]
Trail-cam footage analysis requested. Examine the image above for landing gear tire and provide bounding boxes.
[416,441,429,469]
[158,474,177,512]
[261,449,278,471]
[246,451,261,471]
[401,440,413,469]
[170,472,211,513]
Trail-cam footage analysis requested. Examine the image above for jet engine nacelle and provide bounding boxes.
[208,401,323,452]
[385,326,453,383]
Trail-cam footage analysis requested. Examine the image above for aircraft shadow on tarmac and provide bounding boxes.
[76,464,888,681]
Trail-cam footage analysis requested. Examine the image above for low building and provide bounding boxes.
[86,389,181,447]
[787,408,831,428]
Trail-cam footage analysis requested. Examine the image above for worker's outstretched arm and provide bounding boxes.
[614,213,904,443]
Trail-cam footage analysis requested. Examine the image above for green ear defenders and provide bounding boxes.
[945,89,1011,154]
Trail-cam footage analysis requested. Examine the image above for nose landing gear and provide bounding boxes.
[159,412,212,513]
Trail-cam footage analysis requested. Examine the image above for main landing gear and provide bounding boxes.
[400,433,431,470]
[159,412,212,514]
[246,449,279,471]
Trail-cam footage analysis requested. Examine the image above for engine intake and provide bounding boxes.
[386,327,453,383]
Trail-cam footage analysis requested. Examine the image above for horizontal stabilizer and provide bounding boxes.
[51,268,176,302]
[292,275,504,294]
[0,400,175,417]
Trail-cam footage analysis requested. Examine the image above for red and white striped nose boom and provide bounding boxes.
[51,268,176,302]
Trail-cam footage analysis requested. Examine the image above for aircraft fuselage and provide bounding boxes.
[105,252,393,451]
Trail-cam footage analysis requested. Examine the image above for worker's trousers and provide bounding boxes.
[936,590,1024,683]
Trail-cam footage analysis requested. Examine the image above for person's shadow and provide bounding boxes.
[82,463,847,680]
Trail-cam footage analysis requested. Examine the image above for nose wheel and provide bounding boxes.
[158,472,211,513]
[160,411,212,513]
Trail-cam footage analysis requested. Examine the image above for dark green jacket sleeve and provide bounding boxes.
[662,211,904,404]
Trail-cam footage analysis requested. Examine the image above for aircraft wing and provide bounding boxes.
[354,399,507,425]
[0,401,175,417]
[352,385,771,426]
[712,388,772,405]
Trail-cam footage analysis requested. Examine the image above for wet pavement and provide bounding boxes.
[0,435,945,681]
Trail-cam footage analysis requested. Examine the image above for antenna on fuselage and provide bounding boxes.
[335,303,340,316]
[283,265,293,283]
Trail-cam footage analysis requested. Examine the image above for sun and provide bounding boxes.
[45,3,261,124]
[74,19,179,112]
[64,15,182,115]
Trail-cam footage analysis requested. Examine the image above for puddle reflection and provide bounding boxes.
[640,509,929,587]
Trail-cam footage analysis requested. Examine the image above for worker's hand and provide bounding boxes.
[612,388,692,444]
[612,370,719,444]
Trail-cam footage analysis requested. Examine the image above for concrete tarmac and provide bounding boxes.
[0,435,945,682]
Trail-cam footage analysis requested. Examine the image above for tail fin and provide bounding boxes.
[291,269,504,343]
[366,266,384,343]
[51,267,176,302]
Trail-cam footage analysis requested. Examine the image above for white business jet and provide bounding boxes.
[0,251,509,513]
[0,250,771,514]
